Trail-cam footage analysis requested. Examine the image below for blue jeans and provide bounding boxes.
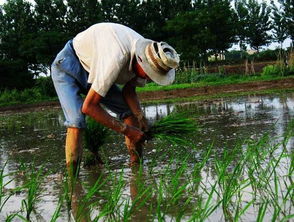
[51,40,132,128]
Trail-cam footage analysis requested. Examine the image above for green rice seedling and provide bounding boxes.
[94,171,126,221]
[147,112,198,145]
[50,197,63,222]
[6,213,29,222]
[189,179,221,221]
[163,159,189,205]
[84,116,109,166]
[0,162,14,213]
[122,185,152,221]
[74,173,111,221]
[155,178,166,222]
[189,145,212,193]
[256,201,269,222]
[62,173,72,212]
[122,165,152,221]
[21,166,44,220]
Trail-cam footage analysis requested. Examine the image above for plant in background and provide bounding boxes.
[261,65,280,76]
[261,52,294,77]
[146,112,198,145]
[84,117,110,166]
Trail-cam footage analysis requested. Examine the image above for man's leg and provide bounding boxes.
[65,127,83,176]
[51,64,86,176]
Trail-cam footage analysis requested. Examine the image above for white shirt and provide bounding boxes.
[73,23,146,97]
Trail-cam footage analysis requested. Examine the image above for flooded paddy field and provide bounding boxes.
[0,93,293,221]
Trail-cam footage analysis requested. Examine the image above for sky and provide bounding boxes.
[0,0,292,49]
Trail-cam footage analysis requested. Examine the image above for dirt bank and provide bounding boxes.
[139,78,294,102]
[1,78,294,114]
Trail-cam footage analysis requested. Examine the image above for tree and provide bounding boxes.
[165,0,237,64]
[205,0,237,59]
[0,0,36,88]
[34,0,67,32]
[139,0,167,40]
[271,1,288,48]
[279,0,294,45]
[234,0,249,51]
[242,0,272,74]
[165,10,213,63]
[0,0,35,60]
[245,0,272,51]
[29,0,69,72]
[111,0,144,32]
[66,0,103,34]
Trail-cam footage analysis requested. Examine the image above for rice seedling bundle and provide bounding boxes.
[84,117,109,165]
[146,112,198,145]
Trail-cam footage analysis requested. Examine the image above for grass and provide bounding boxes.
[142,87,294,105]
[0,72,293,108]
[0,113,293,221]
[137,73,294,93]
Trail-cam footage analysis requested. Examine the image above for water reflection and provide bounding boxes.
[0,93,294,220]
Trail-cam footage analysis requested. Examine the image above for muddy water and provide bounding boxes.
[0,93,293,221]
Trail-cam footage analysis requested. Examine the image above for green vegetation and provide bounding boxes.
[0,0,293,91]
[0,119,293,221]
[20,166,44,220]
[147,112,198,145]
[262,53,294,76]
[138,73,294,93]
[1,73,294,108]
[142,88,294,106]
[0,0,293,108]
[0,76,57,107]
[83,117,110,166]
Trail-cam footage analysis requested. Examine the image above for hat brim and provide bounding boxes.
[135,38,175,86]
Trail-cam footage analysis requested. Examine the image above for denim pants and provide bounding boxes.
[51,40,132,128]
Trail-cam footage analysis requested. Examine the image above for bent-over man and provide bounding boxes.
[51,23,179,174]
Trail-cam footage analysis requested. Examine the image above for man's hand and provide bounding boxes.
[123,124,145,144]
[136,112,149,132]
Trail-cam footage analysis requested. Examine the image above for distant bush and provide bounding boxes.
[261,63,294,76]
[0,87,55,106]
[261,65,280,76]
[0,76,57,106]
[35,76,56,97]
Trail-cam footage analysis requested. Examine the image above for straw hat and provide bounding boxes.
[135,39,180,85]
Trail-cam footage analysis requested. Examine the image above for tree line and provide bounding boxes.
[0,0,293,90]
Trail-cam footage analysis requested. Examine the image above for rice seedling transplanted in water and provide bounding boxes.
[84,117,110,166]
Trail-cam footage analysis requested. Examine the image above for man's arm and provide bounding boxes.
[82,88,144,143]
[122,78,148,131]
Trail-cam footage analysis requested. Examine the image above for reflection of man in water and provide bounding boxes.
[70,166,149,221]
[129,166,150,221]
[70,179,91,222]
[51,23,179,174]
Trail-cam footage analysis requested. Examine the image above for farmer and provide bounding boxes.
[51,23,179,174]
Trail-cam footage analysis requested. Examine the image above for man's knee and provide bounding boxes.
[64,117,86,129]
